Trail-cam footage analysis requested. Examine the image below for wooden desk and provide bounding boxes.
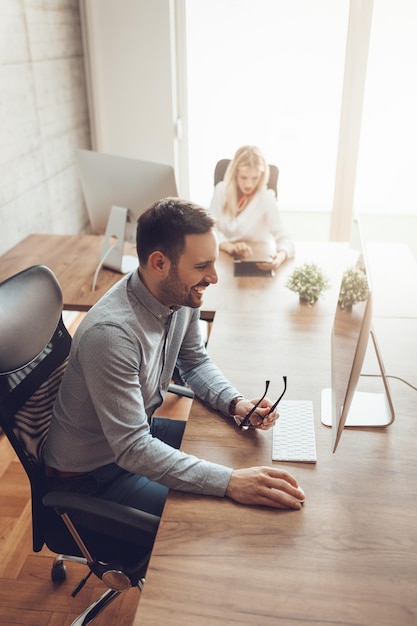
[200,241,352,320]
[135,243,417,625]
[202,241,415,321]
[1,234,412,318]
[136,310,417,626]
[0,236,351,315]
[0,234,136,310]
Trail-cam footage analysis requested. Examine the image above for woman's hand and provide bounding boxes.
[220,241,253,259]
[257,250,287,272]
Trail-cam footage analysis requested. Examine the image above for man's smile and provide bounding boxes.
[192,283,209,298]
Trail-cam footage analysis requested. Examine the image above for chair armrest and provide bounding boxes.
[168,383,194,399]
[43,491,160,548]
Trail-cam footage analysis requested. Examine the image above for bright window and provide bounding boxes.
[185,0,349,210]
[354,0,417,215]
[184,0,417,219]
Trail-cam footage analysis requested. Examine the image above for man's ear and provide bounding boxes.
[148,251,170,274]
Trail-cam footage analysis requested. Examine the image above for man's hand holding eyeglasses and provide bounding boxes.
[233,377,287,430]
[232,397,278,430]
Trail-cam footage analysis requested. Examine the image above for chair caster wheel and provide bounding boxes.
[51,559,67,583]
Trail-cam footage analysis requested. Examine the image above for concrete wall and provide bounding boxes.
[0,0,91,256]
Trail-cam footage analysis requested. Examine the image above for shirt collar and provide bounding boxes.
[128,270,179,320]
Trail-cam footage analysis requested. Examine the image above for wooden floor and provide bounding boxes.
[0,312,193,625]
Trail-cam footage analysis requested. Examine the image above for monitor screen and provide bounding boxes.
[321,217,395,452]
[76,149,178,242]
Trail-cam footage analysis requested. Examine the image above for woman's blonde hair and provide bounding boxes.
[222,145,269,217]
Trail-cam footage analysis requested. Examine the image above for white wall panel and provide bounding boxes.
[81,0,178,168]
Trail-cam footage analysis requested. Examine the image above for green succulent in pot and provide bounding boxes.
[338,266,369,311]
[286,262,330,306]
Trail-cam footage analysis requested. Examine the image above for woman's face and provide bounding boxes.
[236,166,262,196]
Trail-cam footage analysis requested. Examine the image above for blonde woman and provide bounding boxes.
[209,145,294,271]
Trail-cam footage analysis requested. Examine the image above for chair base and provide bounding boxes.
[71,579,144,626]
[51,554,88,583]
[71,588,121,626]
[52,553,145,625]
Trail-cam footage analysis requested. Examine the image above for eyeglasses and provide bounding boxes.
[239,376,287,430]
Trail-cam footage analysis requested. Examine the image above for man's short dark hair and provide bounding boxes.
[136,197,215,266]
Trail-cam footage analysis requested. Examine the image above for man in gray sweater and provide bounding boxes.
[44,198,304,520]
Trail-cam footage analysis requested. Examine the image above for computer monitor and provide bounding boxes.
[76,149,178,243]
[321,217,395,452]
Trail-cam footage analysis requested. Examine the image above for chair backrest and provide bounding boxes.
[213,158,279,197]
[0,265,72,551]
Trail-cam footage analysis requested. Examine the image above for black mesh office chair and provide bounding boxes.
[214,158,279,197]
[0,265,161,625]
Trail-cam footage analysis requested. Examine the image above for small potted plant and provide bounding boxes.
[338,266,369,311]
[286,262,330,306]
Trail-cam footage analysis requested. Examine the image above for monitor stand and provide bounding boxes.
[321,329,395,428]
[101,205,137,272]
[92,205,137,291]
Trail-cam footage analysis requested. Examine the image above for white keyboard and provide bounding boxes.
[272,400,317,463]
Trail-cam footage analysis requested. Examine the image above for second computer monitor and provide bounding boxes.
[76,149,178,242]
[321,216,395,452]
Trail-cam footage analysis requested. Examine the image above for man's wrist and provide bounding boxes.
[228,396,244,422]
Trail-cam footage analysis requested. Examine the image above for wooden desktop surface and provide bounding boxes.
[199,240,353,321]
[135,245,417,625]
[0,235,352,316]
[201,240,417,320]
[1,233,412,318]
[0,236,327,312]
[0,234,137,311]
